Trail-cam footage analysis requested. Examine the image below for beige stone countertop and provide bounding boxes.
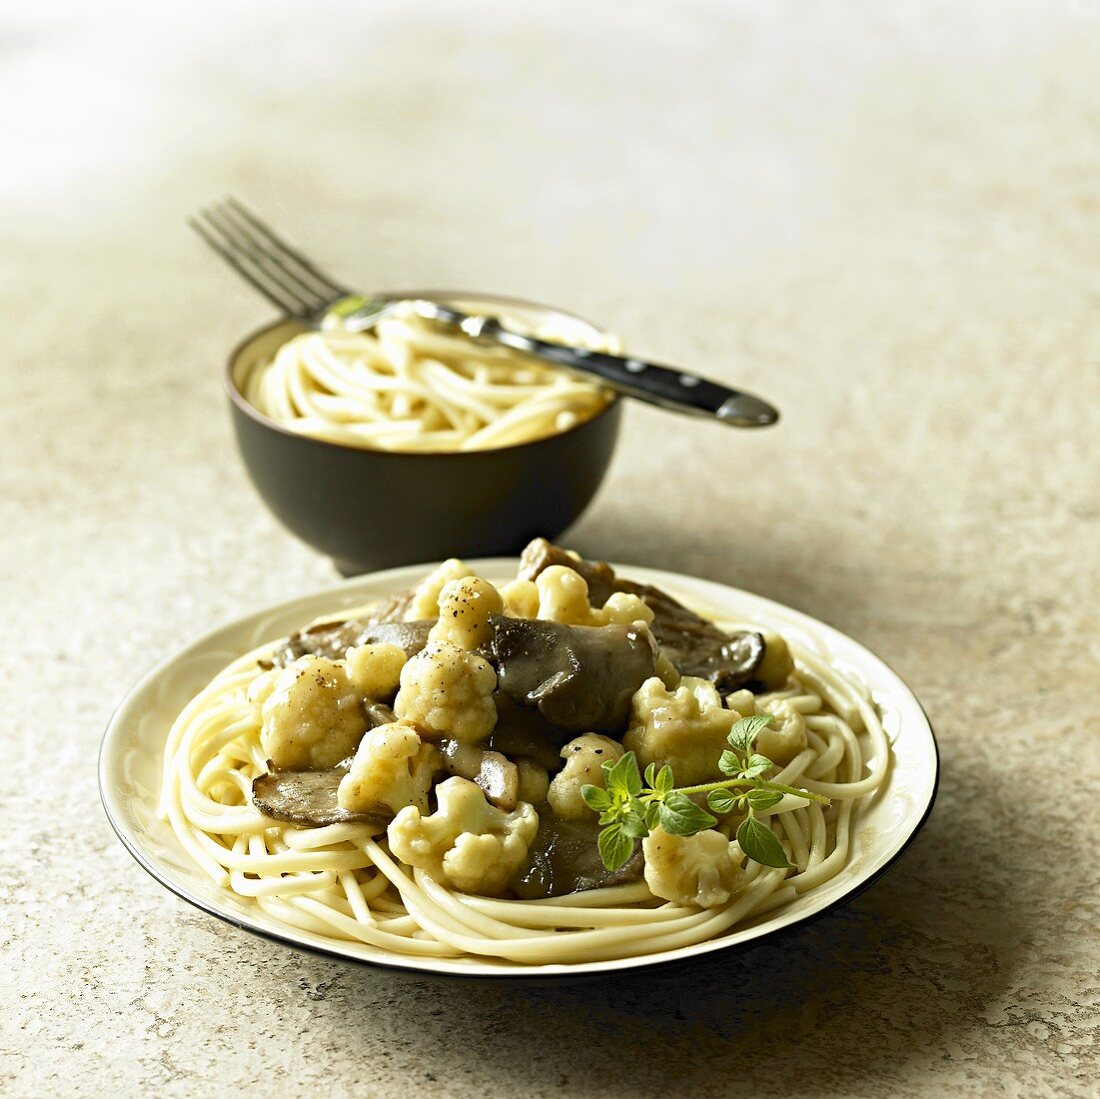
[2,2,1097,1095]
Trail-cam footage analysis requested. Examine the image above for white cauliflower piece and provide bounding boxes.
[755,698,808,765]
[642,826,745,907]
[535,565,594,625]
[499,578,539,619]
[337,721,440,815]
[535,565,654,628]
[725,688,757,720]
[622,675,738,786]
[393,641,497,743]
[345,642,407,699]
[597,591,655,627]
[546,734,624,820]
[655,652,681,690]
[428,576,503,650]
[404,558,478,621]
[516,759,550,804]
[388,776,538,895]
[259,656,366,770]
[755,631,795,690]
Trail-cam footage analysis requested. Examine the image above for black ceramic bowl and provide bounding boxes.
[226,293,623,574]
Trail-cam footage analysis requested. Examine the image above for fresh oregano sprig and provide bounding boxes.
[581,714,829,872]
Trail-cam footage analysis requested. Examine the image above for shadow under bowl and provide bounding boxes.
[225,294,623,574]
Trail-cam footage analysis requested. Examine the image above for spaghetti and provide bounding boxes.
[241,306,614,452]
[159,573,889,967]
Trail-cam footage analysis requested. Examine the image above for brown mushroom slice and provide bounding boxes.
[511,812,645,899]
[362,700,398,728]
[252,766,391,828]
[617,580,765,691]
[366,588,417,624]
[517,538,769,692]
[489,615,658,734]
[518,537,619,607]
[487,695,573,768]
[437,739,519,811]
[268,618,435,667]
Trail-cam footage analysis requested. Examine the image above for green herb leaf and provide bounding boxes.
[644,801,662,830]
[737,817,790,868]
[598,823,635,872]
[581,784,613,812]
[743,753,774,779]
[658,792,718,836]
[598,808,619,826]
[621,810,650,839]
[605,752,643,798]
[655,765,675,795]
[728,713,775,753]
[644,762,658,788]
[718,750,741,777]
[746,788,784,811]
[707,788,740,815]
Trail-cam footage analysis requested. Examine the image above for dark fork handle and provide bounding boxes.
[463,315,779,427]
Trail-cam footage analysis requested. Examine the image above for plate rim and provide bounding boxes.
[99,558,940,980]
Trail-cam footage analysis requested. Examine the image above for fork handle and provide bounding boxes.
[461,315,779,428]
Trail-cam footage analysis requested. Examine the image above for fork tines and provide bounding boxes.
[189,197,350,318]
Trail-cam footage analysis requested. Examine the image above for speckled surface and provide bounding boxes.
[2,2,1098,1095]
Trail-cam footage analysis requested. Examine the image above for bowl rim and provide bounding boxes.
[223,289,623,459]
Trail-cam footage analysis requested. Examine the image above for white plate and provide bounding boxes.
[99,560,939,979]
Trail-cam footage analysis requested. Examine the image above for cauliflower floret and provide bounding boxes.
[404,558,478,621]
[393,641,497,743]
[535,565,654,628]
[755,698,808,765]
[428,576,503,650]
[345,642,407,700]
[622,675,738,785]
[535,565,594,625]
[259,656,366,770]
[642,826,745,907]
[516,759,550,804]
[388,776,539,895]
[499,578,539,619]
[755,631,795,690]
[546,734,624,820]
[337,721,440,815]
[725,688,757,720]
[597,591,655,627]
[655,652,681,690]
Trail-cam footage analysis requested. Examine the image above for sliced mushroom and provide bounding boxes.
[518,537,619,607]
[437,739,519,811]
[366,588,417,624]
[253,694,400,827]
[362,700,397,728]
[252,765,391,827]
[486,695,573,769]
[489,615,658,734]
[517,538,769,692]
[268,618,434,667]
[511,812,645,899]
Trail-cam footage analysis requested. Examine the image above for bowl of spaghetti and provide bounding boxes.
[226,293,622,574]
[100,542,939,979]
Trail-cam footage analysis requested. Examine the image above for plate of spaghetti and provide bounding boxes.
[100,541,938,977]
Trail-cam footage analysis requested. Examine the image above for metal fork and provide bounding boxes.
[189,197,395,326]
[189,197,780,427]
